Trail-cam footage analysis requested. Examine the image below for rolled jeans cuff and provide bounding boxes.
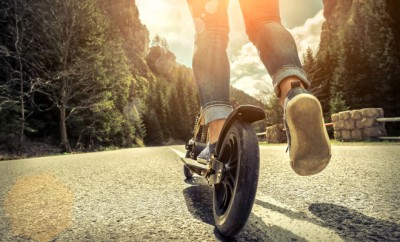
[202,102,233,125]
[272,65,310,97]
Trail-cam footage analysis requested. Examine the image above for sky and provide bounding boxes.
[136,0,324,99]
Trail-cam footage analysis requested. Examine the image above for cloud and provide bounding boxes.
[136,0,195,66]
[230,43,273,102]
[289,10,325,61]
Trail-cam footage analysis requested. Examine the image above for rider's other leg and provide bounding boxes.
[239,0,309,94]
[239,0,331,176]
[187,0,232,158]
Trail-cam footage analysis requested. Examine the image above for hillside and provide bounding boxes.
[0,0,267,154]
[307,0,400,125]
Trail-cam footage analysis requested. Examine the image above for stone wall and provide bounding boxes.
[265,124,287,143]
[331,108,387,141]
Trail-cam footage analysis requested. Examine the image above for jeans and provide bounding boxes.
[187,0,310,124]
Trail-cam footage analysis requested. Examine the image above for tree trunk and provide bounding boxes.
[18,73,25,153]
[60,79,72,153]
[60,12,72,153]
[15,0,25,154]
[17,32,25,154]
[60,106,72,153]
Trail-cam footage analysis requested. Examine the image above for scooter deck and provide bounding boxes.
[181,157,208,171]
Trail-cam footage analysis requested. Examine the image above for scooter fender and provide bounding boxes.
[215,105,265,155]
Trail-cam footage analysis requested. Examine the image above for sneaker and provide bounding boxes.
[197,142,217,161]
[284,81,331,176]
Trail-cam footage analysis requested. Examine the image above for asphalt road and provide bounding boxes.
[0,144,399,241]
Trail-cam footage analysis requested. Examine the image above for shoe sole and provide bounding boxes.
[286,94,331,176]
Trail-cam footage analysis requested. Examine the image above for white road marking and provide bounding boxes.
[169,148,186,158]
[254,195,343,241]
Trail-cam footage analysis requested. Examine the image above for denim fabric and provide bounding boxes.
[202,102,233,124]
[187,0,310,124]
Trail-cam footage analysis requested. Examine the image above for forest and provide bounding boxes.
[0,0,399,156]
[0,0,265,155]
[305,0,400,134]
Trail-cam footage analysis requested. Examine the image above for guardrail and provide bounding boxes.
[257,122,334,138]
[376,117,400,140]
[376,117,400,122]
[257,123,333,136]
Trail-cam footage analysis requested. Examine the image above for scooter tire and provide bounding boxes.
[183,151,194,179]
[183,165,194,179]
[213,120,260,237]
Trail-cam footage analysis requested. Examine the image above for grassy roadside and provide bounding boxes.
[259,140,400,146]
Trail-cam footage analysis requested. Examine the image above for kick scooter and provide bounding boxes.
[181,105,265,237]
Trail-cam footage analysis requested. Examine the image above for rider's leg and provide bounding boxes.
[208,119,226,144]
[187,0,232,158]
[239,0,309,95]
[239,0,331,175]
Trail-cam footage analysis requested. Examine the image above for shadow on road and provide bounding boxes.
[182,179,307,241]
[309,203,400,241]
[182,183,214,226]
[254,199,312,223]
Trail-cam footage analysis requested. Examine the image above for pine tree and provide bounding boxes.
[303,47,315,76]
[264,96,283,126]
[313,0,400,122]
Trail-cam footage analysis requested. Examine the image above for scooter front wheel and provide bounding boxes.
[213,120,260,237]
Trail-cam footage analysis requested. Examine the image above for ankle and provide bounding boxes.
[208,119,226,143]
[279,77,304,106]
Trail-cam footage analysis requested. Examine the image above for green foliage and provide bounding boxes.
[230,87,265,108]
[0,106,20,150]
[0,0,270,152]
[264,96,283,126]
[310,0,400,130]
[303,47,315,76]
[142,48,199,145]
[0,0,155,151]
[329,92,349,115]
